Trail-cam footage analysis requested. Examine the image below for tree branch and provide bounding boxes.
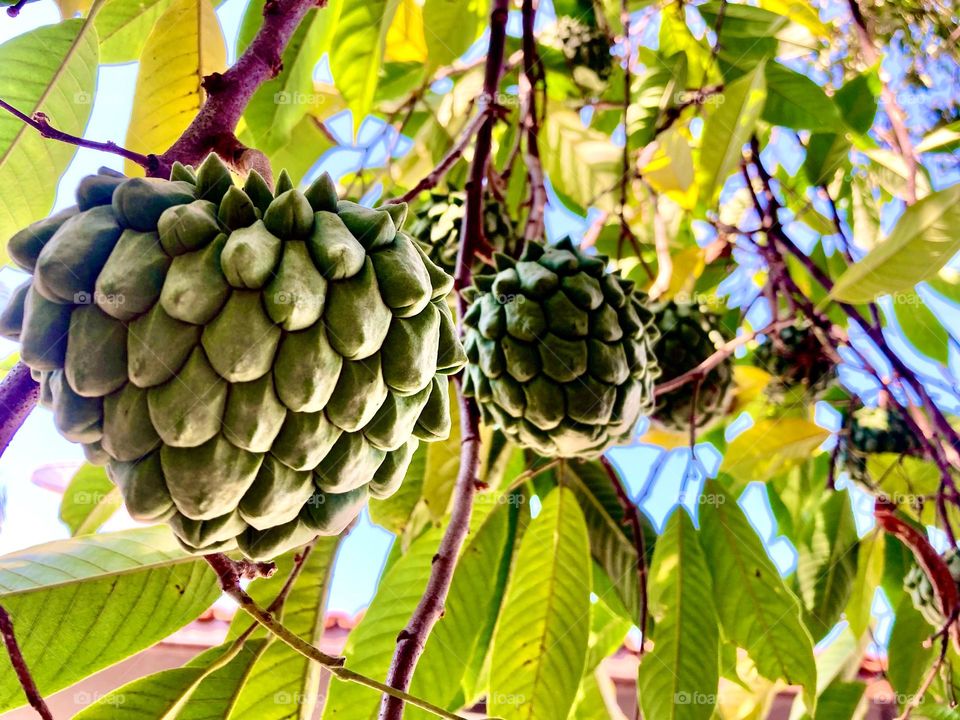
[379,3,509,717]
[0,100,156,172]
[520,0,546,243]
[152,0,324,180]
[0,363,39,460]
[0,605,52,720]
[203,553,468,720]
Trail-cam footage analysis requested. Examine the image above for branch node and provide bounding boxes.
[201,72,228,94]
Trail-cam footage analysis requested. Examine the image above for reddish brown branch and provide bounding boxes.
[0,363,39,459]
[0,605,52,720]
[599,456,650,654]
[0,100,156,171]
[520,0,546,242]
[153,0,323,179]
[379,4,508,718]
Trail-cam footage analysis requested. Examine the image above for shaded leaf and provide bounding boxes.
[700,479,817,711]
[489,487,591,720]
[762,62,841,131]
[798,679,865,720]
[888,594,936,702]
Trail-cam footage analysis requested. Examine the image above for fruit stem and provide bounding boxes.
[0,363,39,460]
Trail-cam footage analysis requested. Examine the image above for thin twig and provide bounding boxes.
[0,100,156,171]
[0,605,52,720]
[645,184,672,299]
[599,456,650,654]
[203,554,467,720]
[379,4,509,717]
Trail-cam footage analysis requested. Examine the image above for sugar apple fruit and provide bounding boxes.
[904,549,960,628]
[0,155,466,560]
[651,301,733,432]
[754,322,834,396]
[841,406,923,485]
[408,190,513,274]
[556,16,613,89]
[461,239,660,457]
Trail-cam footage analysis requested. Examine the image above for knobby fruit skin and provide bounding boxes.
[840,406,924,486]
[651,301,734,433]
[754,322,835,399]
[408,190,514,274]
[461,239,661,458]
[1,155,466,560]
[904,548,960,628]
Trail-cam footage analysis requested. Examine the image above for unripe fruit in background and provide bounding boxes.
[1,154,466,560]
[461,239,660,458]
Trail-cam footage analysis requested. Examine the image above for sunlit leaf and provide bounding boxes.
[96,0,174,63]
[0,19,98,253]
[542,108,620,213]
[762,62,841,131]
[385,0,427,64]
[888,292,950,364]
[422,0,485,70]
[59,463,122,536]
[123,0,227,175]
[845,532,883,639]
[722,417,829,482]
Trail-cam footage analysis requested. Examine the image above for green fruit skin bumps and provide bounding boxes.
[651,301,733,433]
[3,159,465,560]
[461,239,660,458]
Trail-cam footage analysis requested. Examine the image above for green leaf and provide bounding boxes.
[699,479,817,711]
[542,107,621,214]
[698,2,783,76]
[59,463,122,536]
[798,679,865,720]
[322,528,442,718]
[638,509,719,720]
[0,527,219,713]
[831,184,960,302]
[265,113,338,187]
[888,293,950,364]
[569,669,627,720]
[756,0,829,35]
[845,531,884,639]
[238,0,341,153]
[762,62,841,131]
[803,132,850,186]
[422,0,485,70]
[0,19,98,253]
[406,503,514,719]
[834,68,880,135]
[328,0,400,127]
[888,594,936,702]
[794,491,859,641]
[560,460,653,625]
[697,62,767,208]
[72,639,269,719]
[658,4,716,84]
[915,704,960,719]
[627,54,687,150]
[96,0,174,63]
[228,537,341,720]
[722,417,829,483]
[489,487,591,720]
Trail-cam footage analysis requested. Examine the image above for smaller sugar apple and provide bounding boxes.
[461,238,660,458]
[754,322,835,397]
[555,16,613,89]
[1,155,466,560]
[905,549,960,628]
[408,190,513,274]
[841,406,924,485]
[651,301,734,432]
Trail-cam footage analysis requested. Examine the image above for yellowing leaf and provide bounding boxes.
[722,417,829,481]
[664,245,706,300]
[385,0,427,63]
[640,126,697,209]
[732,365,773,406]
[757,0,829,35]
[639,427,691,448]
[123,0,227,175]
[57,0,93,18]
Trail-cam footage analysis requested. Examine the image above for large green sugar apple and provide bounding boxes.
[461,239,660,458]
[905,549,960,628]
[754,321,835,398]
[841,406,923,485]
[0,155,466,560]
[651,301,733,432]
[408,190,513,274]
